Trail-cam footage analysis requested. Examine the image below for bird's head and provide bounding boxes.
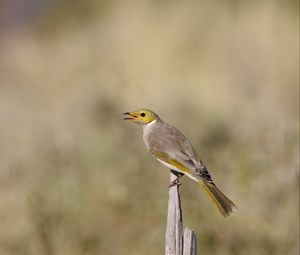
[123,109,159,125]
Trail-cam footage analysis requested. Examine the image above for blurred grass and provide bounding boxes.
[0,0,299,254]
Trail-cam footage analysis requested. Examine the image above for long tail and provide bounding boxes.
[200,181,237,217]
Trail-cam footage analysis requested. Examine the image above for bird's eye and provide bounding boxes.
[141,113,146,117]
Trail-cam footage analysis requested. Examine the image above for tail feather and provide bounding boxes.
[200,181,237,217]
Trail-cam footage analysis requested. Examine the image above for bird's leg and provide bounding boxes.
[169,170,184,188]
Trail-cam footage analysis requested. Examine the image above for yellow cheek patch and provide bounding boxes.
[142,115,155,124]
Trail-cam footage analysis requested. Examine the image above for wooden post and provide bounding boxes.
[165,172,197,255]
[183,228,197,255]
[165,172,183,255]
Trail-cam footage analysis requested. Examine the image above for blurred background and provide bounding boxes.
[0,0,299,254]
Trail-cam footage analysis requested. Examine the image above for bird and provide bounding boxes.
[123,108,237,217]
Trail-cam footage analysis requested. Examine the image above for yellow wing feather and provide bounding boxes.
[150,149,237,217]
[150,149,192,174]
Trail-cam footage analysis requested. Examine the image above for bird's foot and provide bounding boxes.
[169,178,181,188]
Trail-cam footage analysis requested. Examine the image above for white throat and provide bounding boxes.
[145,119,157,127]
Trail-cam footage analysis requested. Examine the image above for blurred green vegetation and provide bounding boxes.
[0,0,299,254]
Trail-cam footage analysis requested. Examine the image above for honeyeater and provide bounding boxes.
[123,109,237,217]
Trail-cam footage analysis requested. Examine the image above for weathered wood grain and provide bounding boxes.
[165,172,197,255]
[183,228,197,255]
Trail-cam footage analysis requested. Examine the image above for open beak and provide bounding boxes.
[123,112,136,120]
